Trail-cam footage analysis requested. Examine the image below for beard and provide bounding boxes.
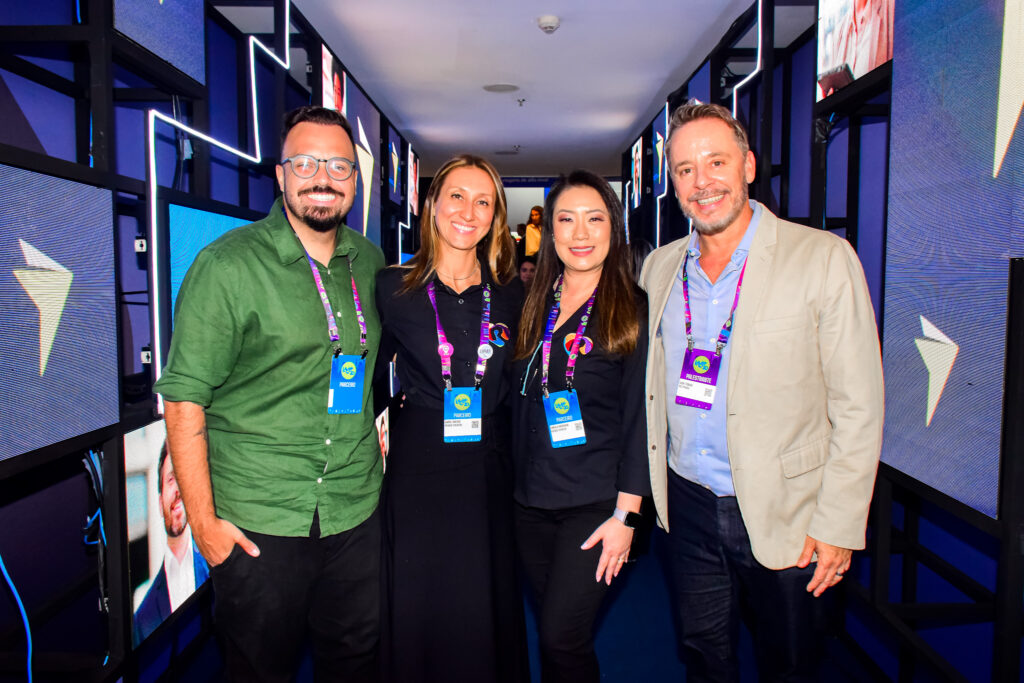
[682,184,749,236]
[164,509,186,538]
[285,185,347,233]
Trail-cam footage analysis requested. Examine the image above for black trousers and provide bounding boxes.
[514,500,616,683]
[666,470,825,683]
[210,509,380,683]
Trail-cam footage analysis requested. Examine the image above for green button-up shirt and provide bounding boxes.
[154,198,385,537]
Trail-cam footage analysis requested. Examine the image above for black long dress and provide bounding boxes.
[375,266,529,683]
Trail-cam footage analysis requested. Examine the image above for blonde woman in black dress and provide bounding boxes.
[375,154,528,683]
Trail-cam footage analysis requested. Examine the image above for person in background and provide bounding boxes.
[132,443,210,646]
[518,255,537,291]
[640,101,883,681]
[510,170,650,682]
[524,204,544,257]
[156,105,385,683]
[375,154,528,683]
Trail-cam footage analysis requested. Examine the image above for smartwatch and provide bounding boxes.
[612,507,642,529]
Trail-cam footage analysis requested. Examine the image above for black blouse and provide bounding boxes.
[375,266,522,415]
[508,290,652,510]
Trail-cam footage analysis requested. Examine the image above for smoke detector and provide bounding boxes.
[537,15,560,34]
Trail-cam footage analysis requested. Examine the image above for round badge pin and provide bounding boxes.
[438,342,454,358]
[477,343,494,359]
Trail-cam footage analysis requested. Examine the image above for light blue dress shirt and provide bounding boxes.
[661,201,761,496]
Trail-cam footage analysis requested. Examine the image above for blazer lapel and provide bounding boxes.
[649,241,688,333]
[727,205,778,393]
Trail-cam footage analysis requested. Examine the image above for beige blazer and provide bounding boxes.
[639,205,884,570]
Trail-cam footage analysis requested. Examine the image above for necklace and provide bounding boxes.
[437,263,480,281]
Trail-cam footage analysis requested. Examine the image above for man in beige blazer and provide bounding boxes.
[639,102,883,681]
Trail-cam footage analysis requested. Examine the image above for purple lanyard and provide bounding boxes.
[426,281,492,390]
[303,252,368,357]
[681,252,746,355]
[283,207,367,356]
[540,275,596,396]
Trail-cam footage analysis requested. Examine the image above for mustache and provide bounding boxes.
[299,186,342,198]
[688,189,728,202]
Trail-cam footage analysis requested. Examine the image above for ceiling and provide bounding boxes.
[219,1,816,176]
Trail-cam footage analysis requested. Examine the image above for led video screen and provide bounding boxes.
[0,164,118,463]
[881,0,1023,517]
[168,203,250,316]
[114,0,206,85]
[651,103,670,244]
[630,137,643,210]
[387,125,403,206]
[816,0,894,101]
[321,45,382,247]
[407,144,420,218]
[124,420,210,646]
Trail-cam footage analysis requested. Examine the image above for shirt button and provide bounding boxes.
[458,298,465,304]
[709,338,716,344]
[649,395,655,401]
[336,312,342,317]
[317,477,323,484]
[700,448,708,455]
[465,361,472,367]
[651,444,657,451]
[712,299,719,305]
[325,438,332,445]
[699,413,706,420]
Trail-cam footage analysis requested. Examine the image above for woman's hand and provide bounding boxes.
[581,518,634,585]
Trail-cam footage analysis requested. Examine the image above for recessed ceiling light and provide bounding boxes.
[483,84,519,93]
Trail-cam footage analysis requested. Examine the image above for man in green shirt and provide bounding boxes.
[155,106,385,683]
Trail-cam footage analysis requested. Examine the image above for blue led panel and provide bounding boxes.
[114,0,206,85]
[0,164,118,462]
[881,0,1024,517]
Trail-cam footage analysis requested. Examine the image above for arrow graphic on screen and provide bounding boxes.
[12,239,73,375]
[914,315,959,426]
[355,117,375,236]
[390,141,400,193]
[994,0,1024,177]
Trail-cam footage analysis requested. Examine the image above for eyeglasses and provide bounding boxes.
[280,154,357,181]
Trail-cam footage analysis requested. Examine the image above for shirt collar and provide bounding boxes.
[269,197,360,266]
[684,200,762,266]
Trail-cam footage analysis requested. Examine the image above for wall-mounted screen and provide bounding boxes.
[881,0,1022,518]
[114,0,206,85]
[167,203,250,316]
[407,145,420,218]
[387,126,403,206]
[630,137,643,210]
[0,164,118,463]
[124,420,210,646]
[651,103,670,246]
[816,0,894,101]
[320,44,382,247]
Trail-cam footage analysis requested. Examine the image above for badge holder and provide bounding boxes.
[543,389,586,448]
[675,346,721,410]
[328,353,366,414]
[444,387,482,442]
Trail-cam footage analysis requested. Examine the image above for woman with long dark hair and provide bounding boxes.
[510,170,650,682]
[375,154,528,683]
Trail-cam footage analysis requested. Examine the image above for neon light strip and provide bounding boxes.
[732,0,763,118]
[149,1,292,404]
[654,102,669,248]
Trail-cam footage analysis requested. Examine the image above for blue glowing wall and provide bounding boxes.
[0,164,118,461]
[881,0,1024,517]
